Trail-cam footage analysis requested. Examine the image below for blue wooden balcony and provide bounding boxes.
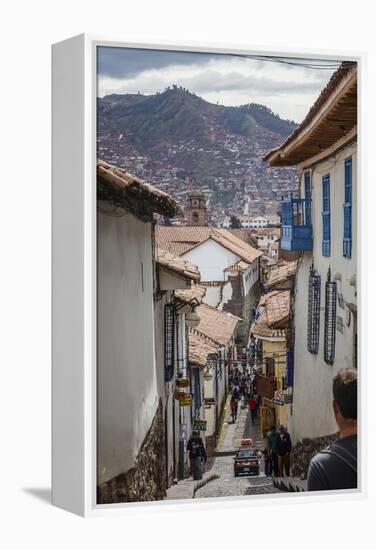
[281,197,313,251]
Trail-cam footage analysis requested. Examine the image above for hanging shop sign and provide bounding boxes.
[178,395,193,407]
[273,390,285,406]
[284,393,293,404]
[175,390,187,401]
[193,419,207,432]
[176,378,190,388]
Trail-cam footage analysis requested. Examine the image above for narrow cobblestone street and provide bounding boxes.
[195,397,282,498]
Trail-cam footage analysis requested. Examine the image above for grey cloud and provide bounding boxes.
[97,46,220,78]
[165,69,329,96]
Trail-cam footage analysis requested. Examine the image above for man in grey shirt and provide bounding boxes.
[307,368,357,491]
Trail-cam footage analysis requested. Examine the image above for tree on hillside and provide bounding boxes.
[229,215,242,229]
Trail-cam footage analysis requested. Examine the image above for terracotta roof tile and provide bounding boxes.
[254,227,281,238]
[210,229,263,264]
[224,260,250,273]
[155,247,200,281]
[194,303,240,346]
[155,226,211,251]
[227,229,259,247]
[188,330,218,367]
[251,290,290,339]
[97,160,182,219]
[267,261,298,289]
[174,285,206,305]
[155,226,262,266]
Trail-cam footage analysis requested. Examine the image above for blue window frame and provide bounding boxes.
[343,157,352,257]
[322,174,331,256]
[286,348,294,387]
[304,171,312,225]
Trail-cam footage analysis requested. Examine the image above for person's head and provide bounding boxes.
[332,368,357,436]
[270,425,276,432]
[192,430,198,438]
[279,425,285,433]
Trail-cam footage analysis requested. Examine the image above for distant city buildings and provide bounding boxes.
[220,214,280,229]
[97,100,299,225]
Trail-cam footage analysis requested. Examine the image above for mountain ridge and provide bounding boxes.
[98,86,297,149]
[97,86,299,218]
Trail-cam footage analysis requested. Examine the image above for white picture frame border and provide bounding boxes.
[52,34,366,517]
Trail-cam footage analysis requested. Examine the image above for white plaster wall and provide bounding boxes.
[203,347,227,440]
[159,269,190,290]
[203,285,222,308]
[97,210,158,485]
[202,281,234,311]
[153,289,192,480]
[291,143,357,442]
[204,375,216,437]
[242,261,259,295]
[220,281,233,310]
[181,238,239,281]
[216,347,227,414]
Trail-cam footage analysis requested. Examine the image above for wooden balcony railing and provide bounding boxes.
[255,373,276,400]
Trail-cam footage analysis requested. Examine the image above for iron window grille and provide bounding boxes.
[322,174,331,257]
[164,303,175,381]
[343,157,352,258]
[324,269,337,365]
[307,268,321,354]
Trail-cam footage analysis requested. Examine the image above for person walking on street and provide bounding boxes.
[230,397,238,423]
[267,425,279,476]
[248,395,257,424]
[232,385,240,401]
[262,447,272,476]
[256,393,262,410]
[276,425,292,476]
[307,369,357,491]
[186,431,207,480]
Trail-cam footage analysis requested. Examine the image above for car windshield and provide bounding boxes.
[237,450,257,459]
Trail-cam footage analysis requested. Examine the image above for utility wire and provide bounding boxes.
[229,53,348,70]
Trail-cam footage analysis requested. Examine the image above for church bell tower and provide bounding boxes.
[186,189,208,226]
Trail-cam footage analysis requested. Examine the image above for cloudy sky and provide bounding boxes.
[97,47,342,123]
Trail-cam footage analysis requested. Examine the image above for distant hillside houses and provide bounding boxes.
[220,214,280,229]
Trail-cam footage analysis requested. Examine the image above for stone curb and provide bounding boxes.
[272,477,306,492]
[193,474,221,498]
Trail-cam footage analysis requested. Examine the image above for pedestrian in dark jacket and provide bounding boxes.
[262,447,272,476]
[232,386,240,401]
[276,425,292,476]
[307,369,357,491]
[186,431,207,480]
[230,397,238,423]
[267,425,279,476]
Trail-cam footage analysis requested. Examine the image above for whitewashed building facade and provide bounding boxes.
[96,160,184,503]
[264,62,357,442]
